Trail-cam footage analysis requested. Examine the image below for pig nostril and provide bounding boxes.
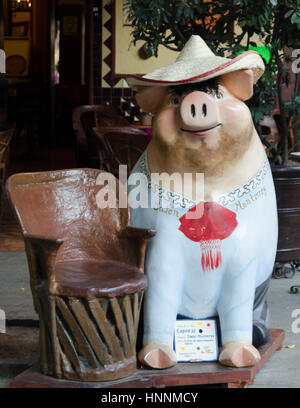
[202,104,207,118]
[191,104,196,118]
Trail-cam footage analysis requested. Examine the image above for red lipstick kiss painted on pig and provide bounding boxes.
[179,202,238,272]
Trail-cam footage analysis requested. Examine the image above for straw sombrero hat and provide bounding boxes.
[126,35,264,89]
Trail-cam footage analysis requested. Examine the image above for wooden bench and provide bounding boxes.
[10,328,284,388]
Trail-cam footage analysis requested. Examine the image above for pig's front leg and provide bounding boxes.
[138,241,184,369]
[218,341,260,367]
[138,341,177,369]
[217,257,261,367]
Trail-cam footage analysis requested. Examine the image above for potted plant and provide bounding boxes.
[125,0,299,161]
[125,0,300,278]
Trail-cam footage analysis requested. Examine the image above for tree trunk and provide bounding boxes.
[275,50,290,165]
[294,73,300,151]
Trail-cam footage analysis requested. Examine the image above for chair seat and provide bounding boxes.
[51,260,147,298]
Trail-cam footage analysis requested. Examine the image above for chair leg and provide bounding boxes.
[56,292,145,381]
[33,289,144,382]
[50,295,62,379]
[35,289,57,378]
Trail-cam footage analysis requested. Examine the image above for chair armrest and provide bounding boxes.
[97,126,148,135]
[121,226,156,240]
[23,233,65,282]
[24,233,64,244]
[120,226,156,272]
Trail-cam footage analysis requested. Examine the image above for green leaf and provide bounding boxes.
[291,12,300,24]
[285,10,294,18]
[175,3,184,20]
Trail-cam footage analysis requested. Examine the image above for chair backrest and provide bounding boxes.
[0,126,14,218]
[72,105,129,168]
[7,168,138,266]
[0,126,14,172]
[99,126,151,176]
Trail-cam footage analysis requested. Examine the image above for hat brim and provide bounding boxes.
[126,51,264,90]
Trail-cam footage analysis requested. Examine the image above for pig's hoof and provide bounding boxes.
[219,341,261,367]
[138,342,177,369]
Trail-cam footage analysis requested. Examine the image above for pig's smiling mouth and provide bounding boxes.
[180,123,221,135]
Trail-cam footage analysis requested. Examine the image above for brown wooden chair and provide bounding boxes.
[95,126,151,177]
[6,168,155,382]
[0,125,14,219]
[72,105,129,168]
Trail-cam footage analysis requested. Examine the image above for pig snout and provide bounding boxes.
[180,91,220,132]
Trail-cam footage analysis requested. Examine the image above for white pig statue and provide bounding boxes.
[126,35,278,369]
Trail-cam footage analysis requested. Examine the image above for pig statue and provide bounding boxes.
[125,35,278,369]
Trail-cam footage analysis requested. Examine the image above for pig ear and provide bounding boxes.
[135,86,167,113]
[220,69,254,101]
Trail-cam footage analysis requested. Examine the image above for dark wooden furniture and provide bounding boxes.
[10,328,285,388]
[72,105,129,168]
[95,126,151,177]
[0,125,14,219]
[7,78,48,156]
[6,168,155,382]
[272,166,300,279]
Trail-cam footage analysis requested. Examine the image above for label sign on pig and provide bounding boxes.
[126,36,278,369]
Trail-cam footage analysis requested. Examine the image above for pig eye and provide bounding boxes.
[170,95,181,105]
[215,86,224,99]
